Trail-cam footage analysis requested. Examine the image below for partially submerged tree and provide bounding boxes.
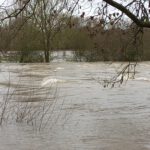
[73,0,149,86]
[0,0,71,62]
[31,0,69,62]
[0,0,150,84]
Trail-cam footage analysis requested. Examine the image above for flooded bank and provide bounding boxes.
[0,62,150,150]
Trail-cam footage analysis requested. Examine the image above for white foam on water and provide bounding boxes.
[56,67,64,70]
[134,77,150,82]
[41,77,65,87]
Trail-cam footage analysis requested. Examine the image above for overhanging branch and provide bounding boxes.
[103,0,150,28]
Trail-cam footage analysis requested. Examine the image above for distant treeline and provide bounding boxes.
[0,15,150,62]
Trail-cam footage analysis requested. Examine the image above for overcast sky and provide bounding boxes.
[0,0,10,5]
[0,0,149,16]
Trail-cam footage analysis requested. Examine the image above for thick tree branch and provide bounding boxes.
[1,0,31,21]
[103,0,150,28]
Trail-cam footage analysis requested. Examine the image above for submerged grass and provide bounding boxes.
[0,67,65,131]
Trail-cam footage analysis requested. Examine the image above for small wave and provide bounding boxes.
[41,78,65,86]
[134,77,150,82]
[56,67,64,70]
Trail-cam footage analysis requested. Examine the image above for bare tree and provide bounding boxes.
[2,1,150,87]
[65,0,148,86]
[30,0,69,62]
[0,0,150,28]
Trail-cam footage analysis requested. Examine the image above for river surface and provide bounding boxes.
[0,62,150,150]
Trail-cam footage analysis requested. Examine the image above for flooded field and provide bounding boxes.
[0,62,150,150]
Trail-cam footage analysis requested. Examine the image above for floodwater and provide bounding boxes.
[0,62,150,150]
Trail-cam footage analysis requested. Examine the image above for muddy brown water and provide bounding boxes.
[0,62,150,150]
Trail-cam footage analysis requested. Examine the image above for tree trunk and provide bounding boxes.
[44,50,50,62]
[20,51,25,63]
